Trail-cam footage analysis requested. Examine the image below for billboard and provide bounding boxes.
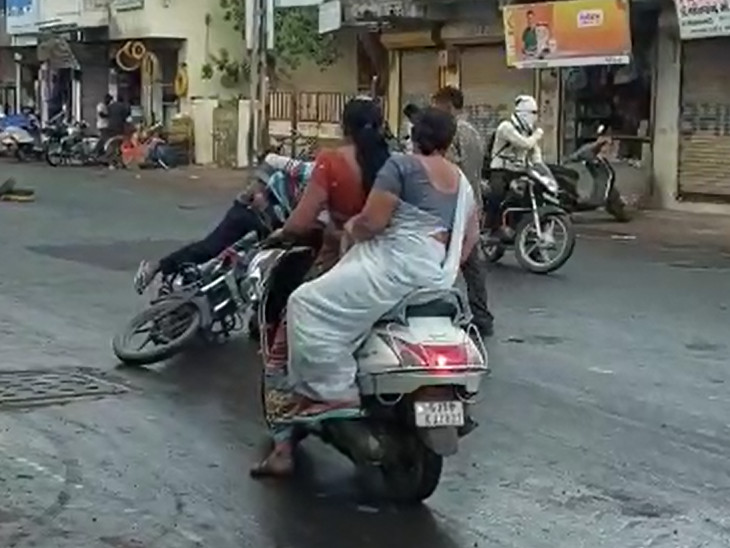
[503,0,632,68]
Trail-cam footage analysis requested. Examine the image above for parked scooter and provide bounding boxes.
[548,125,631,222]
[0,110,45,161]
[255,239,489,503]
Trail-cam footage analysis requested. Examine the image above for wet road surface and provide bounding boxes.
[1,164,730,547]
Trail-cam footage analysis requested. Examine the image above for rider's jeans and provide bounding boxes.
[485,169,518,230]
[158,199,277,275]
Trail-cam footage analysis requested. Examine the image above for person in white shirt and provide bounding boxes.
[486,94,544,239]
[402,103,420,153]
[94,94,113,155]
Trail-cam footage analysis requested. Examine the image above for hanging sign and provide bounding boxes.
[675,0,730,39]
[503,0,632,69]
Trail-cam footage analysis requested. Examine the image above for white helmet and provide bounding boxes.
[513,94,538,133]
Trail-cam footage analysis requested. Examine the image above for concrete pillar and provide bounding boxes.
[386,50,401,136]
[652,5,682,208]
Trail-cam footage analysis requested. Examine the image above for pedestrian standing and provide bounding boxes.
[432,86,494,336]
[94,94,112,155]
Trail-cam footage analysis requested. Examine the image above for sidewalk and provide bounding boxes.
[576,210,730,252]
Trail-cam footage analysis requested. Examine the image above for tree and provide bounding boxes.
[202,0,341,89]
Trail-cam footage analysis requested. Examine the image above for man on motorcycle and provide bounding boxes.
[133,154,313,293]
[486,94,544,241]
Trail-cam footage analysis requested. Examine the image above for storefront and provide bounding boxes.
[459,43,534,138]
[399,48,439,118]
[676,40,730,198]
[559,6,657,165]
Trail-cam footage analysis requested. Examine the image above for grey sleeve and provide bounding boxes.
[372,156,404,196]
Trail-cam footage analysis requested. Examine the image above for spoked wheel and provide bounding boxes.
[112,297,201,365]
[514,213,576,274]
[45,145,63,167]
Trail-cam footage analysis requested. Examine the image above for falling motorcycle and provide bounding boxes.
[112,233,263,365]
[256,237,489,503]
[547,125,631,223]
[481,161,576,274]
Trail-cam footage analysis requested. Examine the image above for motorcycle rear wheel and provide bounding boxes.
[112,298,201,365]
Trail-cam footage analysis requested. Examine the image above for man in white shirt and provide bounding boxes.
[94,94,112,154]
[486,94,544,239]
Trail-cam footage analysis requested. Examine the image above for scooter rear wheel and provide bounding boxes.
[606,187,631,223]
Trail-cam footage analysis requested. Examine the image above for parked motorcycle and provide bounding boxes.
[548,125,630,223]
[481,161,576,274]
[112,232,261,365]
[256,239,489,503]
[45,121,102,166]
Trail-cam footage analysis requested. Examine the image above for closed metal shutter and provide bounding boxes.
[678,39,730,197]
[399,48,438,135]
[460,45,534,138]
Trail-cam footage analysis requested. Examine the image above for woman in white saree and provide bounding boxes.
[254,107,480,477]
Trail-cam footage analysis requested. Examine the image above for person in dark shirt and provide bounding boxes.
[107,97,130,136]
[522,10,538,57]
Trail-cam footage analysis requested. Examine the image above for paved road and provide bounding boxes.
[1,163,730,548]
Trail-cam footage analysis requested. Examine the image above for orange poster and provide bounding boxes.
[503,0,632,69]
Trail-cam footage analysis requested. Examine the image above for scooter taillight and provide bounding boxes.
[391,338,479,369]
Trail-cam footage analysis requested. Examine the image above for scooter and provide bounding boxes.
[0,111,45,161]
[45,121,101,166]
[255,240,489,503]
[548,125,631,222]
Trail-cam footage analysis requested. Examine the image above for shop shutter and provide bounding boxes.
[399,48,438,135]
[460,45,534,140]
[678,39,730,197]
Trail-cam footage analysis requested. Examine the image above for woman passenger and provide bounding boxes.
[251,97,391,477]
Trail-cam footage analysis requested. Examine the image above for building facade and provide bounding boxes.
[1,0,361,123]
[343,0,728,210]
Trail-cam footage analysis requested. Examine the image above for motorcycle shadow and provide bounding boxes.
[254,455,464,548]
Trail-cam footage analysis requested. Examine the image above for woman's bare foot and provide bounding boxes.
[250,443,294,478]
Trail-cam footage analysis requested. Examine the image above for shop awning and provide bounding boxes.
[37,35,80,70]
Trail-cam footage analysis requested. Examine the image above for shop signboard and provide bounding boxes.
[37,0,81,30]
[5,0,39,34]
[675,0,730,39]
[503,0,631,69]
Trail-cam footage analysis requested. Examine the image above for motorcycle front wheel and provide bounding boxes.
[514,212,576,274]
[112,297,201,365]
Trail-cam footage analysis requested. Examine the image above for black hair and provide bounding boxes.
[403,103,420,119]
[527,10,534,16]
[432,86,464,110]
[342,97,390,192]
[411,106,457,156]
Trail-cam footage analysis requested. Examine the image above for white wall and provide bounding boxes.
[109,0,245,101]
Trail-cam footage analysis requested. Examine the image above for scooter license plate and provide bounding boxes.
[414,401,464,427]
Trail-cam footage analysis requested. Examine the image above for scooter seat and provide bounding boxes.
[547,163,580,183]
[379,288,470,324]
